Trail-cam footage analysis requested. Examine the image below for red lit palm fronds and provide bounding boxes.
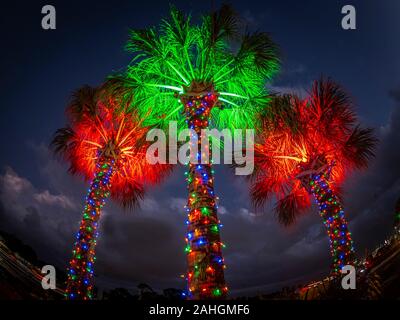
[52,85,171,207]
[300,79,376,184]
[52,84,172,299]
[252,78,377,225]
[252,95,310,225]
[252,79,377,273]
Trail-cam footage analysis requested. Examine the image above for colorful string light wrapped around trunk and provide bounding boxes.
[308,173,355,275]
[66,156,115,300]
[181,89,227,299]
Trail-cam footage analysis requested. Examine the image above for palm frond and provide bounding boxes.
[275,188,310,227]
[262,94,302,134]
[235,31,280,78]
[309,77,356,132]
[343,126,377,169]
[251,178,276,208]
[50,126,75,156]
[209,3,239,45]
[162,5,192,48]
[67,85,98,121]
[98,77,136,112]
[111,182,145,209]
[126,28,165,58]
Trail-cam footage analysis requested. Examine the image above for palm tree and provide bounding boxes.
[51,84,171,300]
[250,78,377,274]
[111,4,280,299]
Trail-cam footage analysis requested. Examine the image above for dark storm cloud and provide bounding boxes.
[0,165,76,266]
[219,207,330,294]
[0,145,187,291]
[96,212,185,290]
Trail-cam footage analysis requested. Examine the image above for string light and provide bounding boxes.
[181,90,227,299]
[66,157,115,300]
[309,173,355,275]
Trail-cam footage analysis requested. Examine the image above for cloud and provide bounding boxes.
[218,205,228,215]
[238,207,257,222]
[33,190,76,209]
[242,10,268,29]
[168,197,186,212]
[140,197,160,212]
[0,148,188,292]
[0,150,332,295]
[0,166,32,194]
[96,212,185,290]
[0,166,78,266]
[268,85,308,98]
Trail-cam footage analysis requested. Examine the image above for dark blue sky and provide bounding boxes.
[0,0,399,295]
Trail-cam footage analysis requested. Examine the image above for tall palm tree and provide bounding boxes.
[111,5,280,299]
[51,84,170,300]
[250,78,377,274]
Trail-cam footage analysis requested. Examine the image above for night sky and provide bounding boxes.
[0,0,399,296]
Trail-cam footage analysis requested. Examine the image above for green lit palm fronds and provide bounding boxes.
[111,4,280,131]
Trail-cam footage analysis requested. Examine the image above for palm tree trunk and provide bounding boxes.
[181,91,227,299]
[308,173,355,275]
[65,156,115,300]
